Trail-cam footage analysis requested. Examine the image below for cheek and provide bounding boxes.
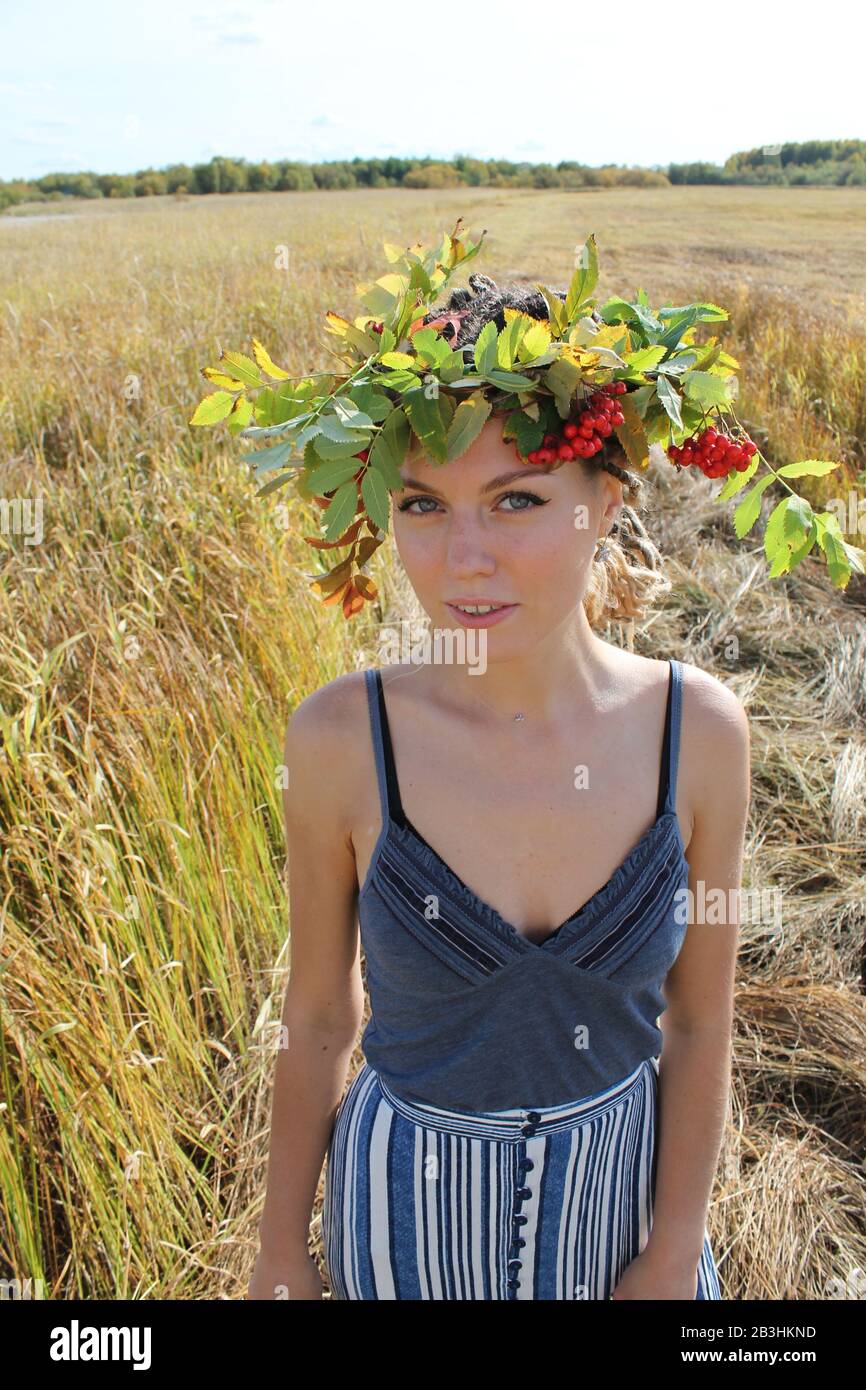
[504,507,596,590]
[392,515,441,578]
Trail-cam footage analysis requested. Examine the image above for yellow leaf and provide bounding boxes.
[591,323,632,353]
[324,311,352,338]
[252,338,290,380]
[613,393,651,471]
[201,366,245,390]
[503,308,540,329]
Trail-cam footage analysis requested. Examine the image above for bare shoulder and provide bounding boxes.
[283,669,374,840]
[676,659,752,829]
[677,659,750,743]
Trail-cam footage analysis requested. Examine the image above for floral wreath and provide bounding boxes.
[190,218,865,619]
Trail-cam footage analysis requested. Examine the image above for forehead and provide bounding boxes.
[401,418,559,492]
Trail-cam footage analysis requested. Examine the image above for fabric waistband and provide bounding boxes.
[374,1057,657,1141]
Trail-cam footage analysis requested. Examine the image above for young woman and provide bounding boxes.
[248,277,750,1301]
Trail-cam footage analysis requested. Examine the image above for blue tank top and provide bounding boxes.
[356,660,690,1111]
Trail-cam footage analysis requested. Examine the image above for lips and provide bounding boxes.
[444,601,519,628]
[448,602,510,613]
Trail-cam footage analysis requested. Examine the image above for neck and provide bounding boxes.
[428,618,607,723]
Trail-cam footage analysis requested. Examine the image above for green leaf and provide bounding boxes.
[332,398,375,430]
[438,370,486,388]
[485,367,538,391]
[654,353,698,378]
[358,271,409,320]
[219,351,264,388]
[566,234,599,319]
[784,494,815,539]
[776,459,841,478]
[311,436,368,462]
[503,409,546,459]
[537,285,568,335]
[410,327,453,368]
[226,394,254,436]
[403,388,448,464]
[321,480,360,540]
[437,348,471,383]
[361,467,391,533]
[379,351,416,369]
[374,368,423,394]
[240,438,296,475]
[368,407,409,489]
[656,307,701,349]
[623,345,667,373]
[318,411,369,444]
[545,358,583,418]
[518,321,552,361]
[473,320,499,375]
[189,390,237,426]
[715,456,759,500]
[599,296,661,337]
[446,391,492,463]
[655,375,684,429]
[761,493,821,576]
[341,322,380,356]
[625,383,656,419]
[733,473,776,538]
[776,522,818,575]
[682,371,734,410]
[496,317,524,371]
[815,513,866,584]
[255,470,297,500]
[306,457,362,495]
[348,384,393,422]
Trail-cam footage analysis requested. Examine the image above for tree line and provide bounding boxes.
[2,141,864,210]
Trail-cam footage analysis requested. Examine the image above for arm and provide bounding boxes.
[618,664,750,1298]
[249,676,366,1299]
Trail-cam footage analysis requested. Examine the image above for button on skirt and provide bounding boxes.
[322,1057,722,1300]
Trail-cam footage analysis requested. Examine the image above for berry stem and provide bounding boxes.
[725,405,801,501]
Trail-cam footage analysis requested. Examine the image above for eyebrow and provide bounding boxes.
[398,466,556,497]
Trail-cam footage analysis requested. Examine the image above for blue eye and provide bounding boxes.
[397,490,550,515]
[497,490,549,512]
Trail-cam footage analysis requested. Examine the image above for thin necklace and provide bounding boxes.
[451,666,591,725]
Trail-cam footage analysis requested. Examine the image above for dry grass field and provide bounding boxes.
[1,186,864,1299]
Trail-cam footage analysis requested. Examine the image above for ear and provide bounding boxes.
[599,470,624,531]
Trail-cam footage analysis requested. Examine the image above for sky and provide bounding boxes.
[1,0,863,182]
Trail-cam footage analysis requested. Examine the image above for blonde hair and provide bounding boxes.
[583,497,672,628]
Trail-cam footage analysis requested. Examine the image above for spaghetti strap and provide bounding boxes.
[656,659,683,819]
[364,669,391,829]
[364,669,406,829]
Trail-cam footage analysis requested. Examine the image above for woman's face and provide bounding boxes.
[391,415,623,651]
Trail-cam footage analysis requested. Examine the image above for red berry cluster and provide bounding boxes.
[527,381,627,465]
[667,427,757,478]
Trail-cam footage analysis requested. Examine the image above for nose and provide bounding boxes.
[443,518,498,575]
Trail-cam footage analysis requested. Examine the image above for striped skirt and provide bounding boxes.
[322,1057,722,1300]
